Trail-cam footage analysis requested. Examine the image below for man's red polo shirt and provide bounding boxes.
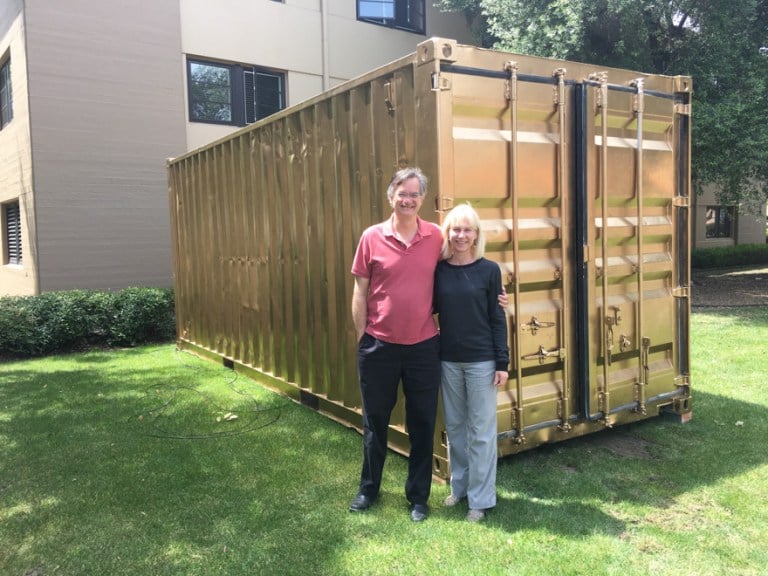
[351,216,442,345]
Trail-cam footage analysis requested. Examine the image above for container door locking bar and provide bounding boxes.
[590,71,613,424]
[631,78,648,415]
[504,60,525,444]
[553,67,572,432]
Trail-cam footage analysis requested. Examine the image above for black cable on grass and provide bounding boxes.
[130,347,283,439]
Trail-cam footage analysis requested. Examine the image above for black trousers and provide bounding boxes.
[356,334,440,505]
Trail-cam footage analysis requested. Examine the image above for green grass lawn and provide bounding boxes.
[1,307,767,575]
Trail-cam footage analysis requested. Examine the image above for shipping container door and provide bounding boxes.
[577,75,690,424]
[434,43,690,465]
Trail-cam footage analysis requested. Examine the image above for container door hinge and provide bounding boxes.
[674,103,691,116]
[675,374,691,389]
[438,197,454,212]
[672,196,689,208]
[672,286,690,299]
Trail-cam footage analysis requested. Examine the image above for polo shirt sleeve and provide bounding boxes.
[351,228,372,278]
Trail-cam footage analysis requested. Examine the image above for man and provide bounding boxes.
[349,167,442,522]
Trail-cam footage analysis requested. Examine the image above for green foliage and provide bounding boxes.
[692,243,768,268]
[438,0,768,209]
[0,287,176,358]
[476,0,587,60]
[109,287,176,347]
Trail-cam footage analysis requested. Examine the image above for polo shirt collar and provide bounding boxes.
[383,215,434,239]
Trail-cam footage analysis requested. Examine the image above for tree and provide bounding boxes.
[438,0,768,211]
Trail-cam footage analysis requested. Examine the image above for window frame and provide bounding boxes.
[186,58,286,127]
[2,200,22,266]
[705,205,736,239]
[357,0,426,35]
[0,53,12,130]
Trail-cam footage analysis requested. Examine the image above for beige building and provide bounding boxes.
[0,0,472,296]
[692,185,767,249]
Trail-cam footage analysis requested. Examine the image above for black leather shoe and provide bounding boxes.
[409,503,429,522]
[349,493,374,512]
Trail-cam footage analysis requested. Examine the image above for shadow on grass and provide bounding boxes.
[495,388,768,524]
[485,401,766,542]
[491,492,627,537]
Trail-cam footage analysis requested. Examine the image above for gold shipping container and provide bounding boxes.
[167,38,692,478]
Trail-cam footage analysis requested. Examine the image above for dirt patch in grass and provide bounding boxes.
[691,265,768,308]
[589,431,655,460]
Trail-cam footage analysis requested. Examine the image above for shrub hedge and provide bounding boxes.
[691,243,768,269]
[0,287,176,359]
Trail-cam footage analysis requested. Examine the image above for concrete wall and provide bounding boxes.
[181,0,474,150]
[24,0,186,292]
[0,6,37,296]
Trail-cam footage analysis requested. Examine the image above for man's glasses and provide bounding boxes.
[395,192,423,200]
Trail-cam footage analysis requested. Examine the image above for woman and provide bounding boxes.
[433,203,510,522]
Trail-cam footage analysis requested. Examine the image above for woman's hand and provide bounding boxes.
[497,287,509,308]
[494,371,508,387]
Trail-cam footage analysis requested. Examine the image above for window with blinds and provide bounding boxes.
[188,59,285,127]
[3,201,22,266]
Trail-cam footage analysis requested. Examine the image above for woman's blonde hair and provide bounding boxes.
[440,203,485,260]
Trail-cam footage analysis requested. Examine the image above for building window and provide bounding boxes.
[705,205,735,239]
[357,0,425,34]
[3,200,22,266]
[0,54,12,129]
[187,59,285,126]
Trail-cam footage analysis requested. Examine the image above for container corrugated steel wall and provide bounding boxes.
[168,38,692,477]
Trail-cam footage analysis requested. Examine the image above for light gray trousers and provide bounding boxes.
[441,360,498,510]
